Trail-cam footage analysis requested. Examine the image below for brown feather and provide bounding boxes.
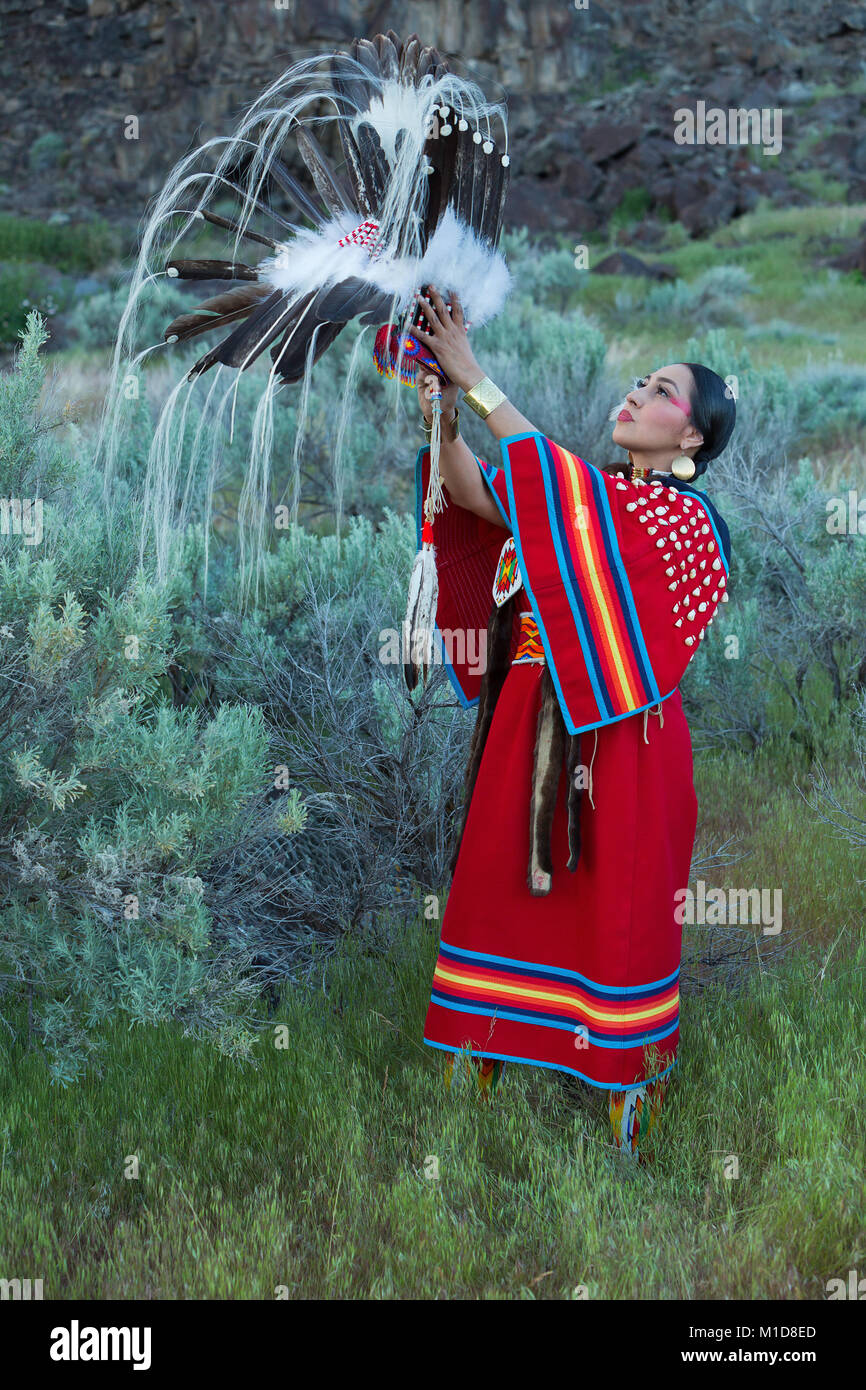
[372,31,401,82]
[351,119,389,208]
[295,128,353,216]
[330,47,375,122]
[311,277,394,324]
[424,119,469,244]
[270,317,346,384]
[452,123,479,230]
[416,44,448,81]
[199,209,277,250]
[187,288,292,376]
[353,37,386,83]
[164,283,274,344]
[165,259,259,282]
[336,126,371,216]
[479,150,510,248]
[399,34,422,81]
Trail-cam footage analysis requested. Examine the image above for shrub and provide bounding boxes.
[0,214,118,272]
[0,317,273,1083]
[0,264,61,349]
[67,281,190,352]
[682,331,866,750]
[613,265,754,330]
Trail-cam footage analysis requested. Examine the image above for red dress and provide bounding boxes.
[416,431,731,1091]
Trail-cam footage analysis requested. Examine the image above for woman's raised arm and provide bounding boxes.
[412,285,542,526]
[417,372,509,528]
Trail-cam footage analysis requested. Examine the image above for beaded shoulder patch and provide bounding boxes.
[492,535,523,607]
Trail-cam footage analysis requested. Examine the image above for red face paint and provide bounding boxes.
[670,395,691,416]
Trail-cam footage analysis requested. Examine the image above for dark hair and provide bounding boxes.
[681,362,736,477]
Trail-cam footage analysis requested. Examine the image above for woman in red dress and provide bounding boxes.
[411,286,734,1161]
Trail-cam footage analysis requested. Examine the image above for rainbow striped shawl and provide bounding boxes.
[415,432,731,735]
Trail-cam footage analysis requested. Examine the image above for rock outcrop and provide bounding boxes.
[0,0,864,239]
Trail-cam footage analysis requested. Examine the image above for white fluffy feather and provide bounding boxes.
[260,204,511,327]
[351,79,430,167]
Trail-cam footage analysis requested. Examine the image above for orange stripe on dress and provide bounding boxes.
[553,442,644,708]
[432,961,679,1033]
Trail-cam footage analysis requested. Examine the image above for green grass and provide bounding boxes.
[0,212,123,346]
[1,738,863,1299]
[0,265,52,348]
[0,214,119,272]
[554,202,866,375]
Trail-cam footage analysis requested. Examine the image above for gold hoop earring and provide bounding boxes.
[670,454,696,482]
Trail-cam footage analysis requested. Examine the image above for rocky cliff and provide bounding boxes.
[0,0,864,240]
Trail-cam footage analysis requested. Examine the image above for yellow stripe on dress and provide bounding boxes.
[556,444,642,709]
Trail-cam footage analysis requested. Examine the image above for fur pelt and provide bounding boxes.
[527,665,567,896]
[448,601,588,891]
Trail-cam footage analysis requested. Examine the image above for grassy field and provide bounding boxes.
[1,201,864,1299]
[571,201,866,376]
[1,738,863,1300]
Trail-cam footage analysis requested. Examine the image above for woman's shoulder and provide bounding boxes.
[671,480,730,565]
[598,464,732,569]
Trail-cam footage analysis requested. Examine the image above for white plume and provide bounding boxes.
[261,206,511,327]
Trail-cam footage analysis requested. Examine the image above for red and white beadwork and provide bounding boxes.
[337,219,384,259]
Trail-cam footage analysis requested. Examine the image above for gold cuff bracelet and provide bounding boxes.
[462,376,507,420]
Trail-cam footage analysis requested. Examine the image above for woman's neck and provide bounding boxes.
[628,453,671,482]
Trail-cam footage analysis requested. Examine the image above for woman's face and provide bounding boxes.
[610,363,704,460]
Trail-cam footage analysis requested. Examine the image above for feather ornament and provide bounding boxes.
[98,29,512,611]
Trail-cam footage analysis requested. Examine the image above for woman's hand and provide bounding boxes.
[412,286,484,393]
[417,371,460,422]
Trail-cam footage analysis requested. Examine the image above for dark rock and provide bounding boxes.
[625,219,668,249]
[592,251,676,280]
[816,131,856,164]
[826,239,866,274]
[817,7,866,37]
[679,188,739,236]
[582,122,643,164]
[0,0,860,247]
[735,185,761,215]
[670,172,719,221]
[560,156,604,201]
